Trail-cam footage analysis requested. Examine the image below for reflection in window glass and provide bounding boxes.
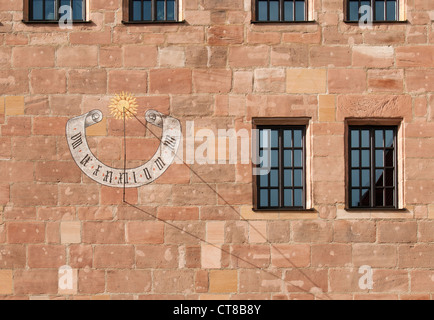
[73,0,83,20]
[295,0,305,21]
[258,1,268,21]
[33,0,44,20]
[45,0,56,20]
[257,0,306,22]
[348,1,359,21]
[284,1,294,21]
[157,0,165,20]
[386,0,397,21]
[167,0,176,20]
[270,0,279,21]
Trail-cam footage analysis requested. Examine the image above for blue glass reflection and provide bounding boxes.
[284,189,293,207]
[294,189,302,206]
[270,190,279,207]
[157,0,165,21]
[73,0,83,20]
[143,0,152,20]
[284,1,294,21]
[284,170,292,187]
[258,1,268,21]
[352,189,360,207]
[270,0,279,21]
[270,170,279,187]
[284,150,292,167]
[386,0,397,21]
[349,1,359,21]
[260,189,268,207]
[352,170,360,187]
[132,0,142,21]
[375,0,385,20]
[45,0,56,20]
[167,0,176,20]
[33,0,43,20]
[295,0,305,21]
[351,130,359,148]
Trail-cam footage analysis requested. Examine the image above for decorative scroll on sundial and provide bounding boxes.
[66,109,181,188]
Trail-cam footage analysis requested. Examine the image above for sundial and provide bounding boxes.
[66,92,182,188]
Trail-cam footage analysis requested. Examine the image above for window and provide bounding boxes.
[347,0,399,22]
[349,126,398,209]
[255,126,306,210]
[254,0,307,22]
[124,0,178,22]
[27,0,85,21]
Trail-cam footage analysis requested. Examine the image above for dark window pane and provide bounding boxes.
[260,129,271,148]
[45,0,56,20]
[352,189,360,207]
[375,130,384,148]
[361,189,370,206]
[133,0,142,21]
[294,189,303,206]
[362,169,370,187]
[143,0,152,20]
[284,189,293,207]
[352,170,360,187]
[351,130,359,148]
[376,150,384,167]
[385,130,394,147]
[270,169,279,187]
[385,188,394,206]
[271,130,279,148]
[270,189,279,207]
[73,0,83,20]
[167,0,176,20]
[284,169,292,187]
[294,130,302,147]
[376,169,384,187]
[375,0,385,21]
[284,1,294,21]
[157,0,165,20]
[362,150,370,167]
[258,1,268,21]
[60,0,71,19]
[271,150,279,167]
[385,149,394,167]
[294,169,302,187]
[33,0,44,20]
[361,130,370,148]
[385,168,394,187]
[270,0,279,21]
[386,0,397,21]
[349,1,359,21]
[283,130,292,148]
[376,188,384,206]
[260,174,268,187]
[284,150,292,167]
[295,0,305,21]
[352,150,360,167]
[260,189,268,207]
[294,150,302,167]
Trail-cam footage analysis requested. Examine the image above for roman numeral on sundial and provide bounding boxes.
[155,157,166,170]
[71,132,83,150]
[163,136,176,150]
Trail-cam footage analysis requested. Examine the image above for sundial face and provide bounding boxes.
[66,96,182,188]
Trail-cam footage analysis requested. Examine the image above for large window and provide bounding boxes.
[255,126,306,210]
[28,0,85,21]
[255,0,307,22]
[347,0,399,22]
[128,0,178,22]
[349,126,398,209]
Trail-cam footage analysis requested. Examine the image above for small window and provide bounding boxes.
[126,0,178,22]
[349,126,398,209]
[255,126,306,210]
[347,0,399,22]
[255,0,307,22]
[27,0,85,21]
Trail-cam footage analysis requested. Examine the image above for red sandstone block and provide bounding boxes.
[136,245,179,268]
[12,136,56,160]
[0,184,9,205]
[254,68,285,93]
[59,184,99,206]
[216,184,251,205]
[91,0,119,9]
[311,244,352,267]
[406,69,434,93]
[78,269,105,294]
[0,245,26,268]
[14,270,58,295]
[7,222,45,244]
[68,69,107,94]
[0,47,10,68]
[378,221,417,243]
[166,27,205,44]
[0,70,29,94]
[37,207,73,221]
[418,221,434,242]
[69,31,111,45]
[328,69,366,93]
[195,270,209,293]
[1,117,31,136]
[83,221,125,244]
[352,46,394,68]
[352,244,397,268]
[239,269,282,293]
[100,187,138,205]
[164,221,205,245]
[157,207,199,221]
[399,244,434,268]
[69,244,93,268]
[329,268,363,293]
[207,25,243,45]
[396,46,434,67]
[231,245,270,269]
[312,156,344,182]
[46,221,61,244]
[0,137,11,159]
[10,183,58,207]
[12,46,55,68]
[108,70,148,94]
[310,46,351,67]
[373,269,409,293]
[4,207,36,220]
[282,31,321,44]
[153,270,195,293]
[410,270,434,292]
[271,244,310,268]
[292,220,333,243]
[171,185,215,206]
[367,69,404,92]
[28,245,66,268]
[77,206,113,221]
[5,34,28,45]
[126,221,164,244]
[150,69,192,94]
[192,69,232,93]
[107,270,152,293]
[57,46,98,67]
[93,245,135,268]
[155,164,191,185]
[284,269,328,293]
[100,47,123,68]
[50,95,82,116]
[123,45,158,67]
[334,220,376,243]
[32,117,68,135]
[247,31,281,45]
[35,161,81,183]
[228,46,269,67]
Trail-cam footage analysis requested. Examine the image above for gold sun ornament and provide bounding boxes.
[108,92,139,120]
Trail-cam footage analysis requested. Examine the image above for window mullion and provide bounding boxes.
[278,128,283,208]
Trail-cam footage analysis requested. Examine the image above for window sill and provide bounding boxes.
[22,20,92,24]
[253,208,316,213]
[122,20,186,25]
[343,20,408,24]
[344,208,408,212]
[251,20,317,24]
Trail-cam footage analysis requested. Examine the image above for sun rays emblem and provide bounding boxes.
[108,92,138,120]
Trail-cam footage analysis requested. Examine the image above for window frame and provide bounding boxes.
[345,0,403,23]
[25,0,87,22]
[348,125,399,210]
[253,122,308,211]
[252,0,314,23]
[122,0,183,24]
